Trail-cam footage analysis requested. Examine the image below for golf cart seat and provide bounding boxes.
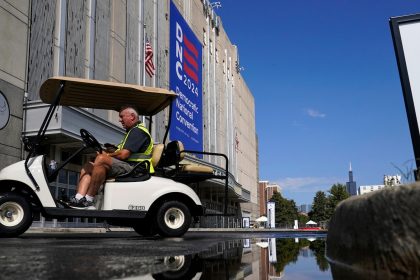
[151,143,164,169]
[158,141,215,183]
[113,143,164,182]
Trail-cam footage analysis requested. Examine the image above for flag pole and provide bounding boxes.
[142,0,146,87]
[137,0,142,85]
[142,22,146,124]
[143,25,146,87]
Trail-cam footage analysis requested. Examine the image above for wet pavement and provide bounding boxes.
[0,230,328,279]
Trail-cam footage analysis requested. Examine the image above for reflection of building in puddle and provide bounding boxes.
[126,239,248,279]
[198,239,251,279]
[93,239,251,280]
[4,237,327,279]
[190,237,327,280]
[296,237,316,258]
[299,246,315,258]
[257,238,284,279]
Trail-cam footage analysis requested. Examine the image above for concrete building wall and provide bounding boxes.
[0,0,30,169]
[182,0,259,218]
[94,0,111,81]
[236,75,258,217]
[258,181,281,219]
[27,1,55,99]
[65,1,86,78]
[0,0,259,226]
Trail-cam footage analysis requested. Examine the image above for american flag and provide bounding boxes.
[145,41,155,77]
[235,132,239,152]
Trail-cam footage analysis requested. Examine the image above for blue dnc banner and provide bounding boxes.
[170,0,203,155]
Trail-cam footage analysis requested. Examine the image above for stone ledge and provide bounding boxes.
[326,183,420,279]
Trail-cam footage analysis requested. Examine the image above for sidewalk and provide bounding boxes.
[27,227,108,233]
[27,226,327,234]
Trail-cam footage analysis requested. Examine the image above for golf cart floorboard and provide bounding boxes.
[44,207,147,219]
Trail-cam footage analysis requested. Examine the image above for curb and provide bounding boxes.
[27,227,108,233]
[26,227,327,234]
[189,228,327,233]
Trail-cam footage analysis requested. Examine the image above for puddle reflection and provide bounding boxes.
[0,235,331,279]
[144,237,330,280]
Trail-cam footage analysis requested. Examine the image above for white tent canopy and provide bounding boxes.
[256,216,268,222]
[306,220,317,225]
[256,241,269,248]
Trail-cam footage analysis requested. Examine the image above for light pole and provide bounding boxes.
[265,185,272,228]
[265,184,279,228]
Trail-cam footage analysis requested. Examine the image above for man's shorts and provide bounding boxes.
[108,158,134,178]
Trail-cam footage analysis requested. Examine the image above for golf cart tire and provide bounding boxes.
[152,255,196,280]
[155,201,191,237]
[0,192,33,237]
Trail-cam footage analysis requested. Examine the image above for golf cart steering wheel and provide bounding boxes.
[80,129,102,153]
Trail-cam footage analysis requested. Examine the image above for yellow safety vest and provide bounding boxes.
[117,123,154,173]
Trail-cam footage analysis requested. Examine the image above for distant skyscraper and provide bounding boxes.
[298,204,312,213]
[346,162,357,196]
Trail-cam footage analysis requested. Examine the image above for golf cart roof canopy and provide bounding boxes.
[40,76,176,115]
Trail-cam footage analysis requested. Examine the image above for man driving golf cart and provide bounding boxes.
[68,105,153,209]
[0,76,230,238]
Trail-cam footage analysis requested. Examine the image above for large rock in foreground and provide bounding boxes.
[326,183,420,279]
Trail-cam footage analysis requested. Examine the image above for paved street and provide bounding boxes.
[0,231,218,280]
[0,230,326,279]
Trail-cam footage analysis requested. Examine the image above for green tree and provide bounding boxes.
[309,184,350,223]
[274,238,310,273]
[297,213,309,227]
[270,192,298,227]
[326,183,350,217]
[309,239,329,271]
[309,191,329,223]
[274,239,300,273]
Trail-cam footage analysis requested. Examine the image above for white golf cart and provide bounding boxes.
[0,77,229,238]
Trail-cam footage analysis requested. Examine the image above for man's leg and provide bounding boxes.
[86,154,112,197]
[76,162,94,197]
[68,155,112,209]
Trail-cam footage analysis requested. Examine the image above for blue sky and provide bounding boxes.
[217,1,420,205]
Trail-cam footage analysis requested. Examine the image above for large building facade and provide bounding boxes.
[358,175,401,195]
[258,181,280,218]
[346,163,357,196]
[0,0,258,228]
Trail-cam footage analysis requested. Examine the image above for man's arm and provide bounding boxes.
[105,149,131,160]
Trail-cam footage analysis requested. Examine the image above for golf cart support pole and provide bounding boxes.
[162,97,174,145]
[181,150,230,216]
[47,145,86,182]
[24,82,65,190]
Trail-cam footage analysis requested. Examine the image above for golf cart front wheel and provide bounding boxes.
[0,193,33,237]
[155,201,191,237]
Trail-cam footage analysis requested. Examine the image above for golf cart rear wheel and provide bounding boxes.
[155,201,191,237]
[0,193,33,237]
